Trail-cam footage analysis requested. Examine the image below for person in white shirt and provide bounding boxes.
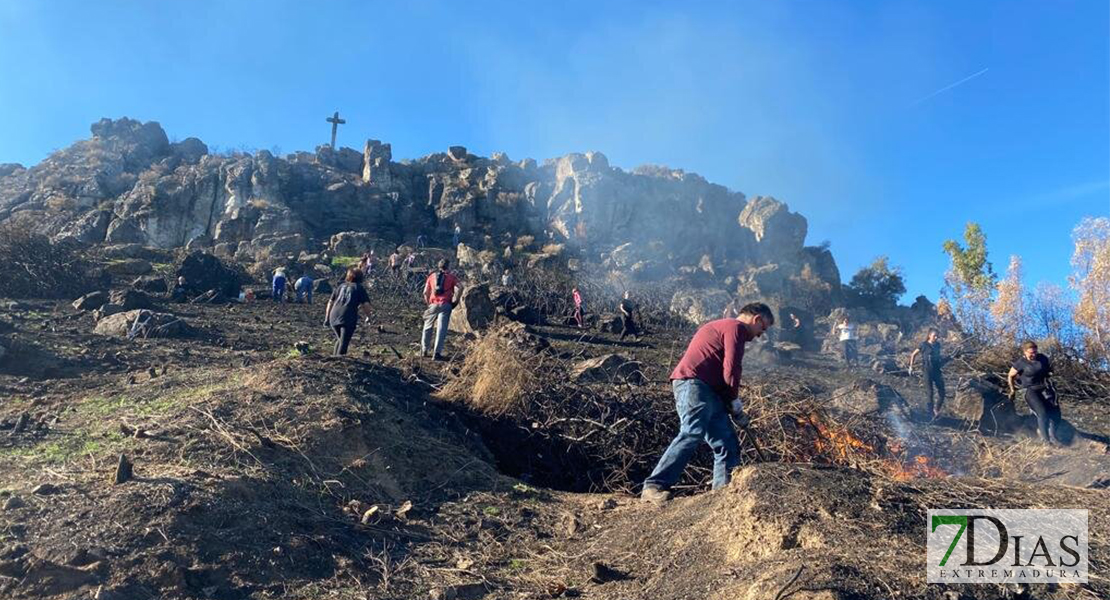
[836,317,858,366]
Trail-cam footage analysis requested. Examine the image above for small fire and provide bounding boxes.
[793,413,947,480]
[883,455,948,481]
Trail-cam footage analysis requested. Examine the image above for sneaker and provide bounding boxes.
[640,486,672,504]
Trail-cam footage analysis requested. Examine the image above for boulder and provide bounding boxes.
[670,288,731,325]
[952,378,1021,434]
[449,284,496,334]
[362,139,392,186]
[55,209,111,244]
[131,275,168,294]
[93,309,188,338]
[599,314,623,334]
[870,358,900,375]
[176,251,243,298]
[72,291,108,311]
[109,289,155,311]
[448,146,468,162]
[571,354,645,385]
[737,196,807,260]
[93,304,125,321]
[828,380,910,418]
[507,305,543,325]
[103,258,153,278]
[313,279,333,295]
[329,232,395,258]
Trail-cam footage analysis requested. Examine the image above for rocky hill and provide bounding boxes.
[0,118,840,318]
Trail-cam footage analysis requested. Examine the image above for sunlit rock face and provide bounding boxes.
[0,117,840,314]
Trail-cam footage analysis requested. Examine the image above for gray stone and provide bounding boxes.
[670,288,731,325]
[571,354,645,385]
[447,146,468,162]
[31,483,60,495]
[93,309,188,338]
[953,378,1021,434]
[2,496,24,510]
[449,284,495,334]
[109,289,155,310]
[72,291,108,311]
[130,275,168,294]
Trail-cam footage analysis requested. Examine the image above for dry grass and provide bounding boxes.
[437,327,545,416]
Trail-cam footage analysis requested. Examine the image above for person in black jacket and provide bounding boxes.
[324,268,372,356]
[1008,340,1062,445]
[908,328,946,420]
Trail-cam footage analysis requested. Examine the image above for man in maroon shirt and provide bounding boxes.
[642,302,774,503]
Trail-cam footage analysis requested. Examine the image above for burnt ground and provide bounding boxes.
[0,282,1108,599]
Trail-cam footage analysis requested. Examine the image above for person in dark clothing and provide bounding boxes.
[641,302,774,503]
[171,276,188,303]
[324,268,372,356]
[1008,340,1062,445]
[908,328,945,420]
[618,291,640,341]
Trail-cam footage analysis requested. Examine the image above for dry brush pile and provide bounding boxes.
[438,325,952,493]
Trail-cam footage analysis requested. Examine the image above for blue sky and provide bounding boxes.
[1,0,1107,300]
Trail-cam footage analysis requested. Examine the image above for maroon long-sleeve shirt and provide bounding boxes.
[670,318,754,400]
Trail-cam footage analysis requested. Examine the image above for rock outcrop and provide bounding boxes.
[0,117,843,317]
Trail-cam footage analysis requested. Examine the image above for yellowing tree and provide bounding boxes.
[990,255,1027,342]
[1070,217,1110,364]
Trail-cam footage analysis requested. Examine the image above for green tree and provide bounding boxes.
[942,222,996,291]
[846,256,906,307]
[941,222,997,338]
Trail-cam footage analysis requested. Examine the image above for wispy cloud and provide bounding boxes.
[1015,179,1110,211]
[911,67,989,105]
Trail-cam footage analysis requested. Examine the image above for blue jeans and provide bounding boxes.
[272,277,286,302]
[644,379,741,491]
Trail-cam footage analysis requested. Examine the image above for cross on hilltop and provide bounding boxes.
[326,111,346,149]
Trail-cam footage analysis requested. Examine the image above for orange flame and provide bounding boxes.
[793,413,947,480]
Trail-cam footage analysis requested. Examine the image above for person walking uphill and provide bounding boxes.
[324,268,372,356]
[421,258,462,360]
[908,328,945,420]
[572,286,584,329]
[641,302,774,503]
[1008,340,1063,445]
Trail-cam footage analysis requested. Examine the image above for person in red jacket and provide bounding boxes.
[421,258,462,360]
[641,302,774,503]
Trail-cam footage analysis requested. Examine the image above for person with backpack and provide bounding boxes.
[324,268,372,356]
[421,258,462,360]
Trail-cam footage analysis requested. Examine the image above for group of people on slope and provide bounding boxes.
[321,258,461,359]
[271,268,315,304]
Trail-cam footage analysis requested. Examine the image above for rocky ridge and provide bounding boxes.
[1,117,840,318]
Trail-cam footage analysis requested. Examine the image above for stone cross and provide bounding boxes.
[326,111,346,148]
